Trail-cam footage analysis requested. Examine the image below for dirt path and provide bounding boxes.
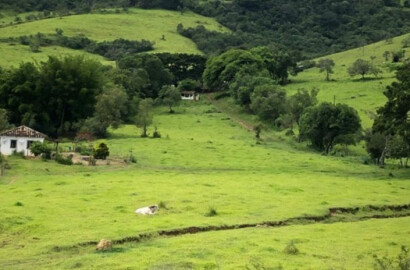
[63,203,410,250]
[206,94,255,132]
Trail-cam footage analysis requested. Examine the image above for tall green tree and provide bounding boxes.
[289,88,319,125]
[348,59,380,79]
[82,87,129,138]
[135,98,154,137]
[318,58,335,81]
[0,56,104,137]
[250,83,287,122]
[158,85,181,113]
[372,63,410,165]
[299,102,361,153]
[0,108,11,132]
[202,49,266,91]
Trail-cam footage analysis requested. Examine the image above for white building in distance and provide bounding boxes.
[0,126,46,156]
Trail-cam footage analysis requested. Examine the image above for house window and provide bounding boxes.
[27,140,34,149]
[10,140,17,149]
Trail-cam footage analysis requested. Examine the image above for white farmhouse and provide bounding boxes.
[181,91,200,101]
[0,126,46,156]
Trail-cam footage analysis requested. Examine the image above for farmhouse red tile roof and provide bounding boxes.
[0,125,47,138]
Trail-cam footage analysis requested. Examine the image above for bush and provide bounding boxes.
[30,142,52,159]
[152,127,161,138]
[55,155,73,166]
[283,241,299,255]
[204,207,218,217]
[93,143,110,160]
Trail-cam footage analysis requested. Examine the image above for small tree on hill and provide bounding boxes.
[158,85,180,113]
[318,58,335,81]
[348,59,380,79]
[135,98,153,137]
[299,102,361,154]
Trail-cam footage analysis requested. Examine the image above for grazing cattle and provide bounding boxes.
[135,205,159,215]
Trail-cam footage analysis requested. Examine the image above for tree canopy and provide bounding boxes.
[299,103,361,153]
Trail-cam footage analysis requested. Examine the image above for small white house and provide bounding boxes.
[0,126,46,156]
[181,91,200,101]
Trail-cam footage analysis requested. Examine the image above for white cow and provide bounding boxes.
[135,205,159,215]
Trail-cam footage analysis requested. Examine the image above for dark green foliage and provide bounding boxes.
[289,88,319,125]
[348,59,381,79]
[299,103,361,153]
[283,241,299,255]
[204,207,218,217]
[82,88,128,138]
[230,75,276,107]
[93,143,110,160]
[373,63,410,148]
[0,56,104,138]
[156,53,206,83]
[117,54,173,98]
[157,85,180,113]
[152,127,161,138]
[30,142,52,159]
[203,49,266,91]
[14,202,24,207]
[177,79,201,92]
[55,154,73,165]
[0,109,11,132]
[364,131,387,163]
[135,98,154,137]
[15,33,154,61]
[181,0,410,58]
[318,59,335,81]
[250,84,288,123]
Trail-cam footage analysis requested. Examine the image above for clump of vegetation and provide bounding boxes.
[93,143,110,160]
[30,142,52,160]
[348,59,381,79]
[158,201,168,210]
[152,127,161,139]
[55,154,73,166]
[373,246,409,270]
[204,207,218,217]
[14,201,24,207]
[283,241,299,255]
[135,99,154,138]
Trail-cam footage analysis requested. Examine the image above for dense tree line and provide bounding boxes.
[0,56,104,137]
[13,32,154,60]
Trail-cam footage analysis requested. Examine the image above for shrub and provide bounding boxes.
[55,154,73,166]
[204,207,218,217]
[283,241,299,255]
[152,127,161,138]
[30,142,52,159]
[93,143,110,160]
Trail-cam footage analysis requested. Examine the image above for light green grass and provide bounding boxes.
[0,101,409,269]
[284,33,410,128]
[0,8,228,54]
[0,43,114,68]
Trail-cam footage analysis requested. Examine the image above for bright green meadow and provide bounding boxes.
[0,8,228,66]
[0,15,409,269]
[0,99,409,269]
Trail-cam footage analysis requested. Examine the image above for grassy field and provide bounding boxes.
[0,101,409,269]
[0,8,228,58]
[0,43,114,67]
[284,33,410,128]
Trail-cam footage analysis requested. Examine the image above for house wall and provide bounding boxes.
[0,136,44,156]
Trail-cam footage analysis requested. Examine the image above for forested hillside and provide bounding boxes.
[2,0,409,57]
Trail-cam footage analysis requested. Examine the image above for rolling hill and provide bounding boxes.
[0,8,228,67]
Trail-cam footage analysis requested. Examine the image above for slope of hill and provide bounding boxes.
[0,101,409,269]
[0,43,114,67]
[0,8,228,67]
[284,33,410,128]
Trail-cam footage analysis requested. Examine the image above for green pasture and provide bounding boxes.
[0,43,114,68]
[0,8,228,55]
[284,33,410,128]
[0,101,409,269]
